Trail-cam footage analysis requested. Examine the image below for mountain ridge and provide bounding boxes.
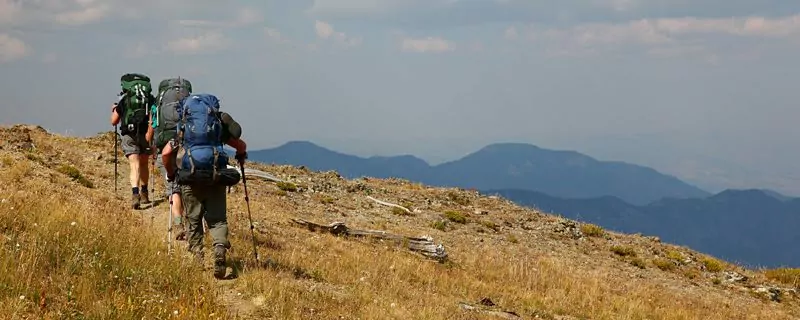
[484,187,800,268]
[250,140,711,205]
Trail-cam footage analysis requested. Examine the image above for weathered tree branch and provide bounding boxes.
[458,302,522,320]
[366,196,411,214]
[290,218,447,262]
[227,165,284,182]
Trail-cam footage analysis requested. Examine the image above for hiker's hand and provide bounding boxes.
[235,152,247,163]
[145,130,153,144]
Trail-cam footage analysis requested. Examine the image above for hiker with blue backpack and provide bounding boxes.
[162,93,248,279]
[111,73,155,209]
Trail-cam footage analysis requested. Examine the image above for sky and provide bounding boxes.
[1,0,800,195]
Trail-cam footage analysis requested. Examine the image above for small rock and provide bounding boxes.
[723,271,748,283]
[754,286,782,302]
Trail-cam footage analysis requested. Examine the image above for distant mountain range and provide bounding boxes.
[248,140,800,268]
[249,141,710,205]
[486,188,800,268]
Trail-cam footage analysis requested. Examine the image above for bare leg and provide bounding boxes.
[138,156,149,187]
[128,154,140,189]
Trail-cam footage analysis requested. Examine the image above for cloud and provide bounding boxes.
[265,28,283,41]
[165,31,230,55]
[175,6,264,29]
[54,1,110,26]
[0,0,112,27]
[235,7,264,26]
[401,36,455,53]
[504,26,518,40]
[314,20,362,47]
[0,0,23,25]
[0,33,30,63]
[510,14,800,56]
[654,15,800,37]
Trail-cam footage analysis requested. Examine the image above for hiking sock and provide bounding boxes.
[173,216,182,226]
[132,187,139,195]
[141,185,148,193]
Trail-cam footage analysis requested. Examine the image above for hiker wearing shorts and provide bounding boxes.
[163,94,246,279]
[111,103,152,209]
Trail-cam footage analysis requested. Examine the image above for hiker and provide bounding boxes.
[163,93,246,279]
[111,73,155,209]
[147,78,193,241]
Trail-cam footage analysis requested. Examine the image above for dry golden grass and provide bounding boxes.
[765,268,800,287]
[0,163,226,319]
[2,124,800,320]
[580,223,605,237]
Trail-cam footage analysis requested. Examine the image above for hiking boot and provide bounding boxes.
[131,194,140,210]
[140,190,150,205]
[213,245,227,279]
[174,223,187,241]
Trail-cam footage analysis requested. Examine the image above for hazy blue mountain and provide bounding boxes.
[249,141,710,205]
[484,188,800,268]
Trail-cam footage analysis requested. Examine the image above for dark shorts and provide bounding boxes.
[120,133,152,157]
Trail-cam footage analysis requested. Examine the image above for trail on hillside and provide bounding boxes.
[108,146,267,319]
[4,124,800,320]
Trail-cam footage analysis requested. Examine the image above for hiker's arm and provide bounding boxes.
[146,104,156,143]
[145,120,154,144]
[110,104,120,126]
[220,112,242,139]
[162,141,175,179]
[226,138,247,156]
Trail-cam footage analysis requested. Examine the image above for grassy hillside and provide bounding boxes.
[1,124,800,319]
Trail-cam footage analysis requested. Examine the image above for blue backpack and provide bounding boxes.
[174,93,235,186]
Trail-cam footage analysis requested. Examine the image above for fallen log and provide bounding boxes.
[458,300,522,320]
[290,218,447,262]
[227,164,284,182]
[366,196,411,214]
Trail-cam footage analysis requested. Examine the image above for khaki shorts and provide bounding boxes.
[120,133,152,157]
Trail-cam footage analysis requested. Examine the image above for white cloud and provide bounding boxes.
[176,6,264,29]
[235,7,263,26]
[511,14,800,57]
[265,28,283,41]
[165,31,230,55]
[54,2,109,25]
[504,26,518,40]
[314,20,362,47]
[0,33,30,63]
[401,36,455,53]
[0,0,23,25]
[654,15,800,38]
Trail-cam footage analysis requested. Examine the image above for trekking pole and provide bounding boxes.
[239,159,259,263]
[151,146,157,200]
[167,195,173,254]
[114,125,118,196]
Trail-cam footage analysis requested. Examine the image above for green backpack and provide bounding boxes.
[118,73,154,136]
[153,77,193,150]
